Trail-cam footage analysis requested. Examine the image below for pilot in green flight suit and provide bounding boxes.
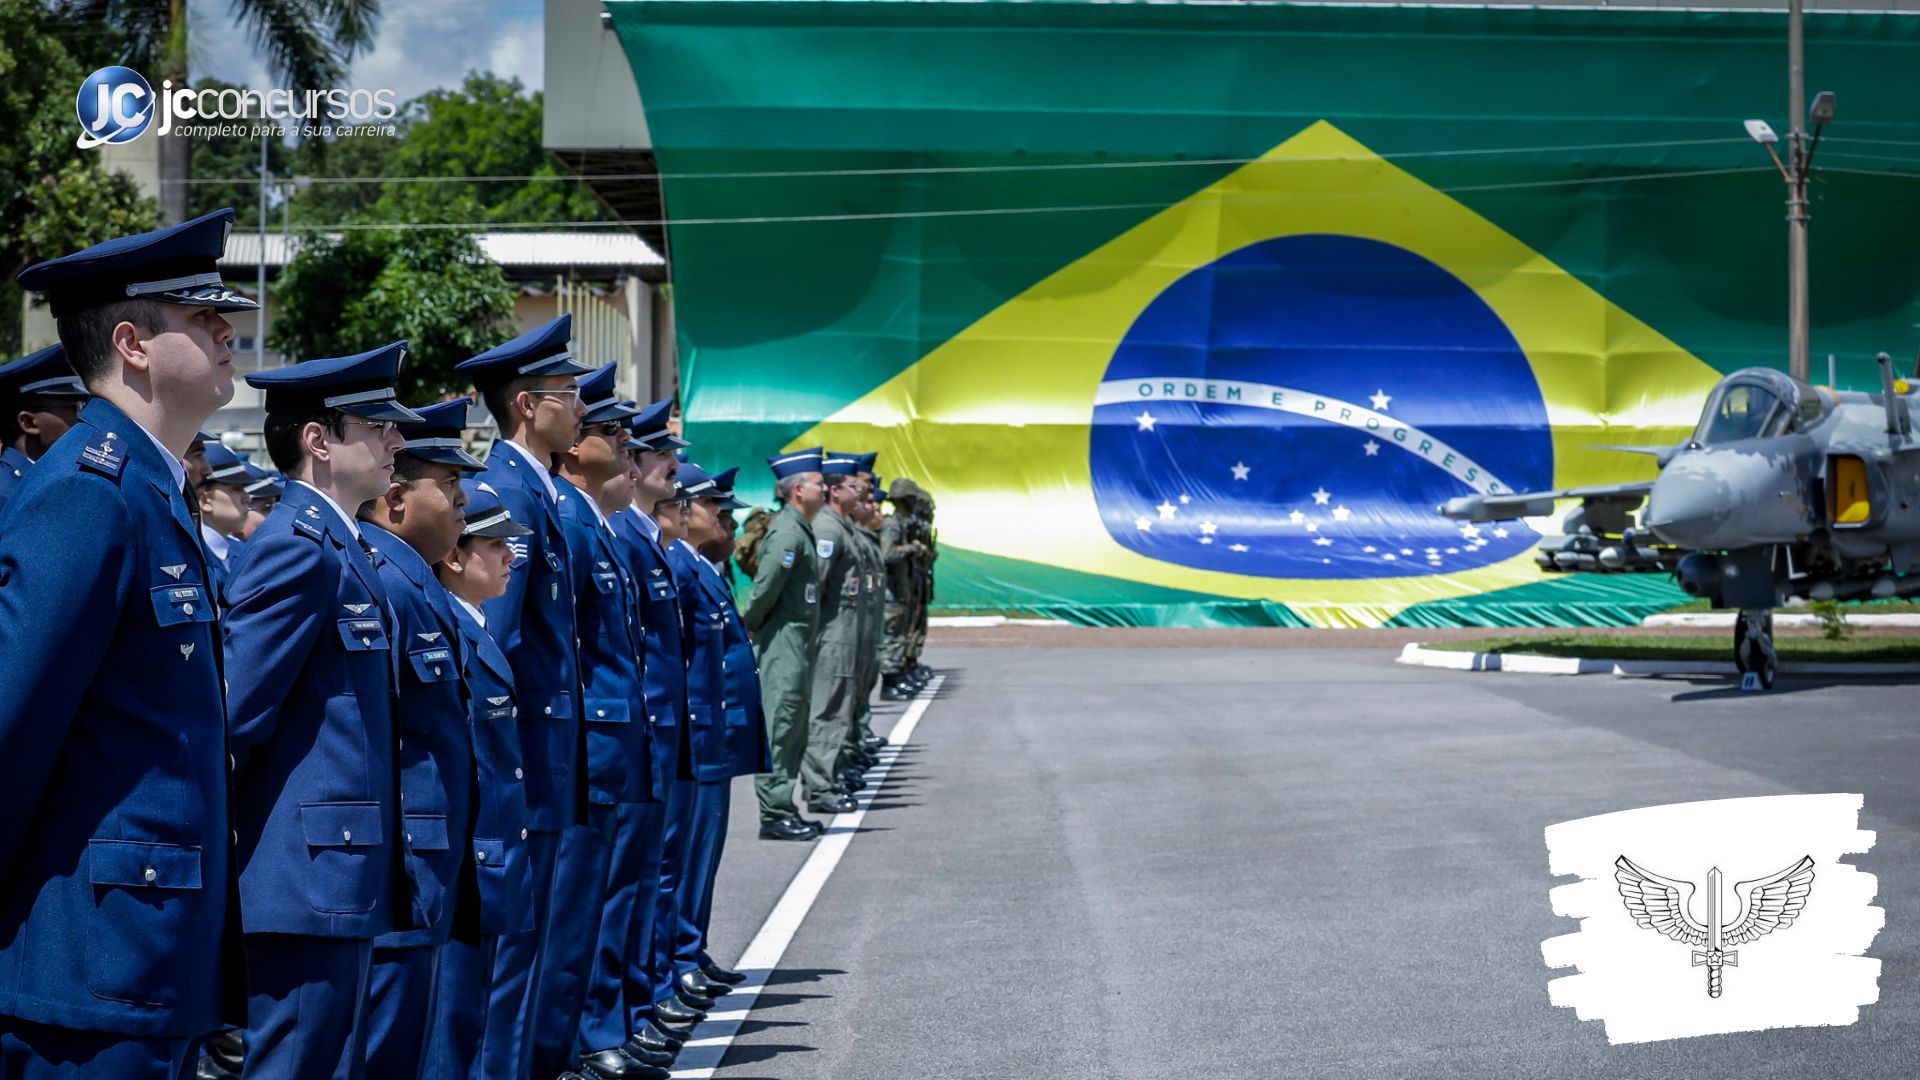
[747,449,826,840]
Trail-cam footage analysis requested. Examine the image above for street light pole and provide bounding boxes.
[1787,0,1810,382]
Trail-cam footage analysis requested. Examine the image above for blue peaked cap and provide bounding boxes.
[0,344,88,402]
[460,477,533,539]
[767,447,824,480]
[17,208,259,318]
[454,314,592,383]
[579,364,639,424]
[399,398,485,471]
[626,397,688,450]
[245,341,423,423]
[707,466,749,510]
[202,442,250,485]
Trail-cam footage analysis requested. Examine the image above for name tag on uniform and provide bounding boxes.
[592,571,619,594]
[817,539,835,559]
[649,578,675,601]
[338,618,390,651]
[804,583,818,604]
[781,550,795,568]
[408,646,456,682]
[149,583,214,626]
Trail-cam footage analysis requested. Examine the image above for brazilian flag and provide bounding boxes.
[607,0,1920,627]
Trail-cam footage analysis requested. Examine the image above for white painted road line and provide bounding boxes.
[669,675,945,1078]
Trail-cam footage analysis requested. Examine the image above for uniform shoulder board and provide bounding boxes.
[76,429,129,479]
[290,516,325,542]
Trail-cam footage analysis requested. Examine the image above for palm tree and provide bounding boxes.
[55,0,382,222]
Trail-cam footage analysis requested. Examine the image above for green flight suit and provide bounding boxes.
[747,504,822,824]
[848,522,886,749]
[800,507,865,803]
[880,509,917,677]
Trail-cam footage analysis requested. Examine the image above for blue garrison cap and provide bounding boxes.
[768,447,824,480]
[579,365,639,425]
[203,442,251,486]
[0,344,89,402]
[398,398,485,471]
[454,314,592,385]
[246,469,285,500]
[856,452,878,474]
[707,466,750,510]
[246,341,424,423]
[17,208,259,319]
[821,451,863,477]
[460,478,533,539]
[626,397,688,451]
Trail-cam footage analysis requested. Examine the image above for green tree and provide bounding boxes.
[0,0,158,353]
[269,228,516,402]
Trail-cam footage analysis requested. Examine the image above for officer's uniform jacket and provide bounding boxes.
[364,522,474,946]
[707,550,775,778]
[0,445,33,515]
[448,599,537,938]
[666,539,738,783]
[224,481,419,939]
[0,398,241,1037]
[613,507,690,794]
[477,439,585,833]
[552,477,655,805]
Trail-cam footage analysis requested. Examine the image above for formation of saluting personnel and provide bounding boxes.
[0,209,939,1080]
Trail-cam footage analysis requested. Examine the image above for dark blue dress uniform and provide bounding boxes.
[223,344,425,1080]
[664,464,769,988]
[362,398,488,1080]
[422,480,539,1080]
[0,209,257,1078]
[452,315,591,1079]
[0,344,89,517]
[198,442,255,597]
[607,399,699,1027]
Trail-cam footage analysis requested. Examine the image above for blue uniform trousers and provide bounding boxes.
[487,829,558,1080]
[650,780,700,1005]
[0,1017,194,1080]
[239,935,373,1080]
[363,945,439,1080]
[617,802,671,1034]
[528,807,615,1077]
[421,935,500,1080]
[576,800,666,1055]
[672,780,733,980]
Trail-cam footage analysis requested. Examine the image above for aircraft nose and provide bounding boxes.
[1643,469,1728,549]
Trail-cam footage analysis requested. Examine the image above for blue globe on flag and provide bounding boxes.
[1089,234,1553,580]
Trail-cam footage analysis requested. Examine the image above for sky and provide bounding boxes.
[188,0,546,105]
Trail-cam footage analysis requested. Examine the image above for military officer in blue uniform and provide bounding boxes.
[357,397,488,1078]
[1,209,255,1078]
[453,315,591,1079]
[223,341,424,1080]
[662,463,764,998]
[0,343,90,517]
[422,479,539,1080]
[196,443,256,592]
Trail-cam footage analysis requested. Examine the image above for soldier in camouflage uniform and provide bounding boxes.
[880,479,924,700]
[747,449,827,841]
[906,491,937,679]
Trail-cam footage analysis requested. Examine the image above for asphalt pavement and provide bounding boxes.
[695,641,1920,1079]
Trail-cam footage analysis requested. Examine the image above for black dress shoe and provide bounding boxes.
[648,1012,695,1041]
[758,818,816,841]
[914,663,933,680]
[654,997,705,1026]
[618,1038,677,1067]
[864,734,888,751]
[581,1047,670,1079]
[633,1022,683,1052]
[193,1058,240,1080]
[802,816,826,836]
[808,794,857,814]
[676,986,715,1012]
[840,771,867,793]
[881,684,912,701]
[701,961,748,985]
[680,969,731,997]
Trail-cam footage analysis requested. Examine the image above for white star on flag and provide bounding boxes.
[1157,501,1178,520]
[1311,487,1331,505]
[1305,522,1319,533]
[1200,521,1218,535]
[1199,536,1214,545]
[1493,527,1510,539]
[1331,505,1352,522]
[1425,547,1438,554]
[1362,545,1376,553]
[1134,516,1152,531]
[1363,440,1380,457]
[1459,524,1482,540]
[1400,548,1414,556]
[1446,547,1459,554]
[1382,553,1397,561]
[1179,494,1191,504]
[1230,461,1251,481]
[1370,389,1391,411]
[1312,537,1333,547]
[1288,510,1306,524]
[1135,411,1157,432]
[1229,543,1249,553]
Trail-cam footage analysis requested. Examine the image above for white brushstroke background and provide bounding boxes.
[1543,793,1881,1044]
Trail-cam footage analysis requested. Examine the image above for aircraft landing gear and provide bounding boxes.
[1733,608,1777,690]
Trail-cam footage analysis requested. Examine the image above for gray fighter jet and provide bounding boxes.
[1439,354,1920,688]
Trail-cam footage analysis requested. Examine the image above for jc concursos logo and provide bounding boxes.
[76,66,155,148]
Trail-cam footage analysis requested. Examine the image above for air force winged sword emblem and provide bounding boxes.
[1614,854,1816,998]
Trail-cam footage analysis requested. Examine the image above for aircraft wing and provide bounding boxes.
[1437,481,1654,524]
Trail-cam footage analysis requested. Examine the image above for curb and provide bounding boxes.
[1643,612,1920,628]
[1395,642,1920,678]
[928,615,1073,628]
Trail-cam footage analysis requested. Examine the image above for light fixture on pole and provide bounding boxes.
[1747,0,1835,383]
